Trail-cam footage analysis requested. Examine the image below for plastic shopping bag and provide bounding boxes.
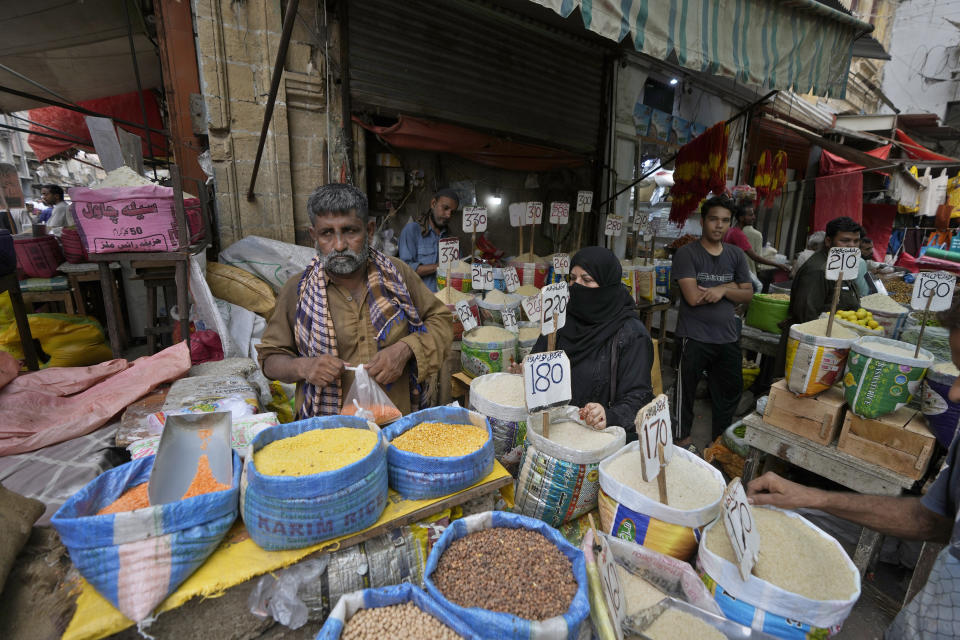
[341,365,402,425]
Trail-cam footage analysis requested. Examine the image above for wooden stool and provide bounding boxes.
[0,272,39,370]
[22,289,75,314]
[131,264,179,354]
[63,263,128,349]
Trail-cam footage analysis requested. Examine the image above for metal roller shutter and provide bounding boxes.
[347,0,606,154]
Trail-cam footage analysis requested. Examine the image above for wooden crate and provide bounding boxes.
[838,408,936,480]
[763,379,847,445]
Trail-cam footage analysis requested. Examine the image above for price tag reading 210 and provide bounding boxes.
[825,246,860,281]
[523,351,572,413]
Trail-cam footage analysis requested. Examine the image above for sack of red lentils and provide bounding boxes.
[51,452,241,622]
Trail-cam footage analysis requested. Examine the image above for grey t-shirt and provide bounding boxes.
[672,241,751,344]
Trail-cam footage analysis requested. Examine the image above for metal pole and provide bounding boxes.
[247,0,301,200]
[8,113,90,143]
[339,0,355,182]
[122,0,158,179]
[0,63,74,104]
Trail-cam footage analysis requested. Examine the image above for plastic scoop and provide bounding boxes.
[148,411,233,505]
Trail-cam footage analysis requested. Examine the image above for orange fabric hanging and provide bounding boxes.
[668,122,729,225]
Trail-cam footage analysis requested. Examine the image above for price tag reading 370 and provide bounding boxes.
[453,300,477,333]
[635,394,673,482]
[722,478,760,581]
[825,246,860,281]
[912,271,956,312]
[523,350,572,413]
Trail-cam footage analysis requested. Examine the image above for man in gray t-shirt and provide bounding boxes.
[672,196,753,446]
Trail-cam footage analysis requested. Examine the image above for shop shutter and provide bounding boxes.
[348,0,606,154]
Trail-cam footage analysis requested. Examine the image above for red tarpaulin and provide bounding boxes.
[27,90,166,163]
[820,144,892,175]
[861,203,897,260]
[895,129,957,162]
[813,172,863,231]
[353,115,585,172]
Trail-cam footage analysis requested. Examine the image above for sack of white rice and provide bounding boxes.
[843,336,933,419]
[516,321,541,361]
[435,287,479,341]
[460,326,518,377]
[515,406,625,527]
[860,293,909,339]
[597,443,724,560]
[469,373,528,472]
[475,289,522,325]
[785,318,857,397]
[698,506,860,638]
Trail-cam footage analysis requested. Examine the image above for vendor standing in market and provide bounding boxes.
[722,200,790,276]
[257,183,453,418]
[398,187,459,292]
[673,196,754,450]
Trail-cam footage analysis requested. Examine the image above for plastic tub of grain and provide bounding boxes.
[597,442,724,560]
[843,336,934,419]
[316,583,479,640]
[475,289,522,325]
[745,293,790,334]
[461,326,518,377]
[241,415,387,551]
[424,511,591,639]
[437,260,473,293]
[469,373,529,471]
[383,406,494,500]
[516,321,541,360]
[508,253,549,288]
[860,293,910,339]
[922,361,960,446]
[785,317,858,397]
[435,287,479,341]
[515,406,625,527]
[51,451,241,622]
[698,506,861,638]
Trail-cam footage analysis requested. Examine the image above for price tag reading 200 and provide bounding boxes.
[453,300,477,333]
[912,271,956,312]
[635,394,674,482]
[523,350,572,413]
[540,281,570,335]
[722,478,761,581]
[825,246,860,281]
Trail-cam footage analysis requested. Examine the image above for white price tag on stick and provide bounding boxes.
[549,202,570,225]
[502,309,518,333]
[553,253,570,275]
[453,300,478,333]
[825,247,860,281]
[635,394,673,482]
[527,202,544,225]
[481,264,494,290]
[540,282,569,335]
[594,532,626,640]
[722,478,761,581]
[912,271,956,312]
[471,263,483,290]
[504,267,520,293]
[463,206,488,233]
[523,350,572,413]
[438,237,459,275]
[604,215,625,237]
[508,203,526,227]
[576,190,594,213]
[521,294,541,323]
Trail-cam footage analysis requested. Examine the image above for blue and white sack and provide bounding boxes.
[316,583,480,639]
[51,452,241,622]
[424,511,591,639]
[384,406,494,500]
[241,415,388,551]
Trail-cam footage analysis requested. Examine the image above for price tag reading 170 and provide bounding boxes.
[523,350,572,413]
[553,253,570,275]
[453,300,477,333]
[462,206,488,233]
[438,237,459,275]
[635,394,674,482]
[549,202,570,225]
[540,281,570,335]
[604,215,625,237]
[825,246,860,281]
[504,267,520,293]
[912,271,956,312]
[722,478,761,581]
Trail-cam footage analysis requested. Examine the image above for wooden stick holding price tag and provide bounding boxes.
[911,271,956,357]
[824,246,860,337]
[635,394,673,505]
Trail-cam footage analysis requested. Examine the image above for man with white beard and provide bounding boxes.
[257,183,453,418]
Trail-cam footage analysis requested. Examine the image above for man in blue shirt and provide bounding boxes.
[398,188,459,292]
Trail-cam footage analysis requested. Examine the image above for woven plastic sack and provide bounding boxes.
[340,364,402,425]
[697,507,861,638]
[785,324,856,397]
[843,336,933,419]
[383,406,494,500]
[423,511,591,639]
[316,583,480,640]
[0,313,113,369]
[515,406,625,527]
[469,373,528,470]
[50,452,241,622]
[597,443,724,560]
[241,415,388,551]
[922,366,960,447]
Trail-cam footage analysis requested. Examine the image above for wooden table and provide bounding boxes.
[741,412,916,575]
[740,325,781,358]
[637,299,671,359]
[450,371,474,407]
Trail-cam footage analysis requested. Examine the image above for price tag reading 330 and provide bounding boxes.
[540,281,570,335]
[438,237,459,275]
[462,206,488,233]
[453,300,477,333]
[722,478,760,581]
[911,271,956,312]
[635,394,674,482]
[553,253,570,275]
[523,350,572,413]
[825,246,860,281]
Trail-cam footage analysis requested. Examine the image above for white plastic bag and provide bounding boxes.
[342,365,402,425]
[219,235,316,292]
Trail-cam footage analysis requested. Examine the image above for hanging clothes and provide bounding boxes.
[812,172,863,231]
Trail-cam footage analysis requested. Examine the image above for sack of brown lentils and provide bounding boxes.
[316,583,479,640]
[423,511,591,639]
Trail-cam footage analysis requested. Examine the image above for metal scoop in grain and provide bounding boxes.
[148,411,233,505]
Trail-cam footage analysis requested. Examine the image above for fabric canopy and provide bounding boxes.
[895,129,958,163]
[820,144,892,175]
[26,91,166,163]
[353,115,586,171]
[530,0,870,97]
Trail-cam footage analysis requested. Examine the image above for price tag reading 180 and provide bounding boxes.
[825,246,860,281]
[635,394,674,482]
[553,253,570,275]
[912,271,956,312]
[523,350,572,413]
[722,478,761,581]
[540,281,570,335]
[504,267,520,293]
[549,202,570,225]
[453,300,478,333]
[462,206,488,233]
[438,237,459,275]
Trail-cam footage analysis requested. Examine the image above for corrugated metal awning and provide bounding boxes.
[529,0,872,98]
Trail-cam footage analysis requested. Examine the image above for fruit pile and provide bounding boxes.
[836,308,880,330]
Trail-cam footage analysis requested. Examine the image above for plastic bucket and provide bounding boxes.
[461,329,518,377]
[475,293,522,326]
[745,294,790,334]
[921,365,960,447]
[843,336,933,419]
[509,260,548,288]
[785,325,856,397]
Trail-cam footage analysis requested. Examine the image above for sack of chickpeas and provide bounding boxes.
[316,583,480,640]
[423,511,591,639]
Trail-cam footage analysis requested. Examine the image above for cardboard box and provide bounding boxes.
[763,379,847,445]
[838,407,936,480]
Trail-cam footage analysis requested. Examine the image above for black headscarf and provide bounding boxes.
[556,246,638,362]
